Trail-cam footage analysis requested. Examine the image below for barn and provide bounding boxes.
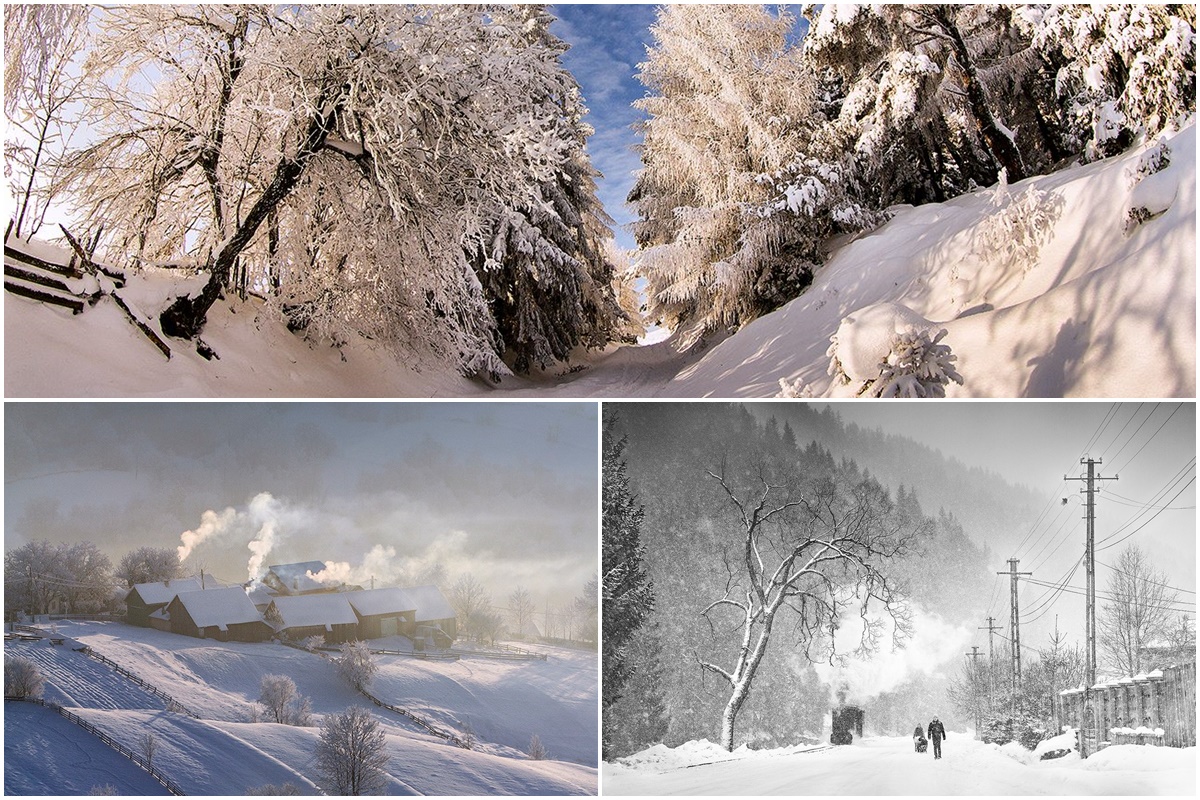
[266,594,360,644]
[405,585,457,641]
[125,576,220,627]
[165,587,273,642]
[344,588,418,639]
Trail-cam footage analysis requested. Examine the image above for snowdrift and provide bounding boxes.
[671,121,1197,398]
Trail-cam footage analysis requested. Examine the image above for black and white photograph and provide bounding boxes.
[603,402,1195,795]
[4,402,598,795]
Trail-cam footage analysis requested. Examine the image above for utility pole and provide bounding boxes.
[980,616,1001,708]
[1065,457,1116,759]
[966,646,983,737]
[997,558,1032,711]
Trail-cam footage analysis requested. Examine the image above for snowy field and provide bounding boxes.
[602,735,1196,796]
[4,621,597,795]
[5,122,1193,398]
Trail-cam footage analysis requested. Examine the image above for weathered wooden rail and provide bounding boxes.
[5,697,185,795]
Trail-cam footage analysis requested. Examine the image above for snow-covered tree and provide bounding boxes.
[245,784,302,796]
[56,4,622,378]
[698,460,925,751]
[602,409,654,754]
[450,573,490,640]
[314,706,389,796]
[139,731,158,771]
[335,641,378,693]
[4,540,114,616]
[259,674,311,726]
[1098,544,1181,676]
[4,656,45,699]
[632,4,823,333]
[116,546,183,587]
[1022,5,1196,157]
[3,3,91,238]
[527,733,548,760]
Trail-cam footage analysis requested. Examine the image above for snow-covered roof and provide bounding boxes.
[244,582,274,607]
[404,585,455,621]
[343,588,416,618]
[269,594,359,629]
[266,562,330,593]
[129,575,223,606]
[171,587,264,630]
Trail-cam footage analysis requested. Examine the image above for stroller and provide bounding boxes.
[913,724,928,753]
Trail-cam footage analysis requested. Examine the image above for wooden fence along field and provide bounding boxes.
[1058,661,1197,752]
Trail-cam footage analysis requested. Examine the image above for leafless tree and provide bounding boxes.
[451,574,490,640]
[507,587,536,640]
[4,657,45,699]
[259,674,311,726]
[139,731,158,771]
[698,460,925,750]
[1098,544,1181,676]
[315,706,389,795]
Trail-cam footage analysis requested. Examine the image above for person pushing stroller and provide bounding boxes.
[913,724,927,753]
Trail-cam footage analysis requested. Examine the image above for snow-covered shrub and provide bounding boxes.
[87,786,119,795]
[827,303,964,397]
[528,733,548,760]
[979,174,1062,271]
[302,635,325,652]
[776,376,814,398]
[4,656,44,699]
[1126,139,1178,232]
[335,641,378,693]
[981,712,1050,750]
[1129,140,1173,187]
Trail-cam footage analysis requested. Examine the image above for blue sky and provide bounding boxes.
[551,4,661,251]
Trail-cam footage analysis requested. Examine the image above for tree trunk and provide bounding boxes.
[935,9,1027,183]
[160,97,338,339]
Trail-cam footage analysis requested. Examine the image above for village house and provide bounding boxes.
[343,588,417,639]
[266,593,360,644]
[125,575,222,627]
[164,587,273,642]
[405,584,457,642]
[262,562,340,595]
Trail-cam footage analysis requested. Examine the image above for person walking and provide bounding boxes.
[927,716,948,759]
[913,724,926,753]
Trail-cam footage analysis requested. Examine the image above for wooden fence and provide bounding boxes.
[5,697,185,795]
[1058,661,1196,752]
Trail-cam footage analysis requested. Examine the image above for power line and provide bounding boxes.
[1024,578,1197,610]
[1104,403,1155,467]
[1109,403,1184,475]
[1095,558,1197,596]
[1096,475,1196,553]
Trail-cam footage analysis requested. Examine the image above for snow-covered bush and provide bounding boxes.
[981,712,1051,750]
[4,656,44,699]
[86,786,119,795]
[827,303,964,398]
[776,376,814,398]
[302,635,325,652]
[335,641,378,693]
[527,733,548,760]
[245,784,302,796]
[1126,138,1178,232]
[979,173,1062,272]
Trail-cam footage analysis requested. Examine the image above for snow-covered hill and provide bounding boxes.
[4,123,1194,397]
[604,735,1195,796]
[4,621,597,795]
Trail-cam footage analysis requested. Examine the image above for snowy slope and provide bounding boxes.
[3,702,171,796]
[6,638,168,711]
[603,735,1195,796]
[5,124,1192,398]
[6,621,597,795]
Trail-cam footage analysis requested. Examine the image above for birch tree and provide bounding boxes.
[698,461,924,751]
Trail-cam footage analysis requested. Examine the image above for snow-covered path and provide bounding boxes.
[603,736,1195,796]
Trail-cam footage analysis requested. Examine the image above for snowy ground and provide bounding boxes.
[4,122,1193,398]
[603,734,1196,796]
[4,621,597,795]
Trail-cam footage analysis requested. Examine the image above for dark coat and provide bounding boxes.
[913,724,924,739]
[927,719,947,742]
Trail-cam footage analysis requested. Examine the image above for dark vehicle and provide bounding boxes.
[830,688,864,745]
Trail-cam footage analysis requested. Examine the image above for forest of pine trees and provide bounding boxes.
[630,4,1196,336]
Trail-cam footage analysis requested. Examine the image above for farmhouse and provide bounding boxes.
[165,587,273,642]
[344,588,418,638]
[405,584,457,641]
[266,593,359,644]
[125,575,222,627]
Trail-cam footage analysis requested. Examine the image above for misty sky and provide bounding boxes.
[4,402,597,610]
[815,401,1196,656]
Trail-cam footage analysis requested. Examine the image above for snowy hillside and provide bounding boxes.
[604,735,1195,796]
[4,123,1194,398]
[4,622,596,795]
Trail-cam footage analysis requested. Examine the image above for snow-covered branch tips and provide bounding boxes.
[698,458,927,751]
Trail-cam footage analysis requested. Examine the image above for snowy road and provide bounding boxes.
[603,735,1195,796]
